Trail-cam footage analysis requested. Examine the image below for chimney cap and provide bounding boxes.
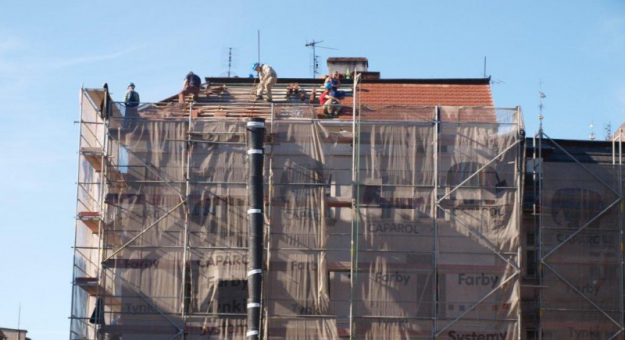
[327,57,368,64]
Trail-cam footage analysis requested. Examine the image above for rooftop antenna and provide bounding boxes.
[589,121,596,141]
[17,303,21,340]
[483,56,487,78]
[604,122,612,140]
[221,47,239,78]
[305,39,338,78]
[538,80,546,121]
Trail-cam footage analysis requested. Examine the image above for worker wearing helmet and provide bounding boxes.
[320,82,341,117]
[253,62,277,102]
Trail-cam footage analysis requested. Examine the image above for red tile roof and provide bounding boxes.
[161,77,495,122]
[359,83,493,107]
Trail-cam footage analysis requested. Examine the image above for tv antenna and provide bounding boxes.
[538,80,546,120]
[589,121,596,141]
[221,47,239,78]
[305,39,338,78]
[604,122,612,140]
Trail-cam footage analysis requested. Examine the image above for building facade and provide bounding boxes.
[70,60,624,339]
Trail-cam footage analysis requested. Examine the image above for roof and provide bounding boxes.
[149,76,496,121]
[198,77,493,107]
[525,138,615,164]
[359,80,493,107]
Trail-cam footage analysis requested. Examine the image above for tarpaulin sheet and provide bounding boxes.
[72,97,523,340]
[540,153,622,339]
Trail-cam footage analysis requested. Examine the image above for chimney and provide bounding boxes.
[326,57,379,80]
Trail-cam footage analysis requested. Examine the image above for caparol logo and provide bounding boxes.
[367,221,421,234]
[551,188,603,229]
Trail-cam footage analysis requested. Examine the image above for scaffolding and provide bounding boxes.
[523,125,625,340]
[71,81,524,339]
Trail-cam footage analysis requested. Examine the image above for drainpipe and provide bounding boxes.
[246,117,265,340]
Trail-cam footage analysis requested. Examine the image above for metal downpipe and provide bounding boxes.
[246,118,266,339]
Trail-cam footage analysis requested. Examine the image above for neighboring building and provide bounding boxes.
[0,328,30,340]
[521,138,623,340]
[70,58,623,340]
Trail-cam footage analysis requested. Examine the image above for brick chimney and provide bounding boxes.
[326,57,379,79]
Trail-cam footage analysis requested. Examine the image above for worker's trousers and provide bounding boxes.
[257,76,277,101]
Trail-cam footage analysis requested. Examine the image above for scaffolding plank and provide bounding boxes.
[100,325,178,335]
[74,277,120,305]
[326,197,352,208]
[77,211,101,233]
[81,147,104,172]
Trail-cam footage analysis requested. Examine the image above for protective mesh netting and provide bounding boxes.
[72,95,524,339]
[539,138,623,340]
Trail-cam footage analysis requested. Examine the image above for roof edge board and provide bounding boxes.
[205,77,492,85]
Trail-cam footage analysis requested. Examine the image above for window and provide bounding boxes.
[525,250,537,279]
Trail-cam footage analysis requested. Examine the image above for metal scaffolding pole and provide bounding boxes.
[537,115,544,340]
[515,106,523,340]
[70,89,85,340]
[262,103,275,338]
[349,74,361,339]
[432,106,440,337]
[613,128,625,339]
[180,103,193,329]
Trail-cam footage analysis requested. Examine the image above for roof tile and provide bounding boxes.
[358,83,493,107]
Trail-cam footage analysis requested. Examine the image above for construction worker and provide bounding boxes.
[125,82,140,106]
[179,71,202,103]
[324,71,341,91]
[124,83,140,130]
[325,71,346,99]
[253,62,277,102]
[320,82,341,117]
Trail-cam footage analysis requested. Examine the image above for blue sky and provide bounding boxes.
[0,1,623,339]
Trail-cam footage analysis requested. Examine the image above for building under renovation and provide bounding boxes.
[70,58,624,339]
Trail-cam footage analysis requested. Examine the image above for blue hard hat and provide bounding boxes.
[129,82,135,87]
[324,82,332,89]
[252,62,260,70]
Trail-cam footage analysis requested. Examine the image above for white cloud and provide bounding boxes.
[51,43,149,68]
[0,36,148,79]
[0,35,25,52]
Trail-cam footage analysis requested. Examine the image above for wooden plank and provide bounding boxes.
[81,147,104,172]
[100,325,178,335]
[75,277,99,295]
[77,211,101,233]
[75,277,121,305]
[326,197,352,208]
